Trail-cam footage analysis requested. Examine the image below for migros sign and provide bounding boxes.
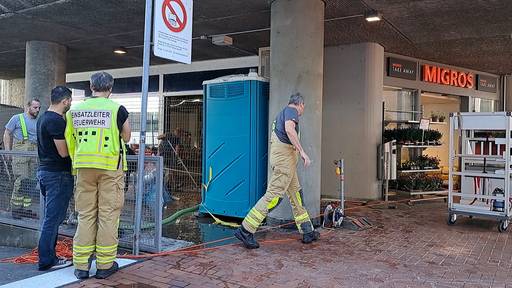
[422,64,474,89]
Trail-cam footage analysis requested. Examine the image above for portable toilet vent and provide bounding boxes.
[200,73,269,218]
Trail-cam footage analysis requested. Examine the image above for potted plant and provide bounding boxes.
[438,113,446,122]
[430,111,438,122]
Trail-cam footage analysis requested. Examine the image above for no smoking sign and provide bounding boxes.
[162,0,187,33]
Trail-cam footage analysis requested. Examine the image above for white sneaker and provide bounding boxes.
[50,258,72,270]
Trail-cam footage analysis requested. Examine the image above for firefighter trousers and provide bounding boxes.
[242,132,314,234]
[73,167,124,270]
[10,141,37,210]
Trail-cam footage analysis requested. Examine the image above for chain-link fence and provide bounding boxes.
[0,151,163,254]
[161,95,203,195]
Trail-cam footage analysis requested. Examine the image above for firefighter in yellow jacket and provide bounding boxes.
[235,93,319,249]
[65,72,131,280]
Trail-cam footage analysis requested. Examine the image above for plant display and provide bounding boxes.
[430,111,446,122]
[399,155,440,170]
[383,127,442,144]
[394,173,443,192]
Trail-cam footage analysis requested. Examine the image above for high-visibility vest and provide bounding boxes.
[65,97,127,171]
[18,114,28,141]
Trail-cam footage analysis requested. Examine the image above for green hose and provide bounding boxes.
[162,204,199,225]
[119,204,200,230]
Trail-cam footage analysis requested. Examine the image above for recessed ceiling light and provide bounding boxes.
[365,9,382,22]
[113,47,127,54]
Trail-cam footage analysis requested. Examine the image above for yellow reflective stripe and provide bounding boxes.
[244,216,259,227]
[18,114,28,140]
[72,254,91,258]
[295,213,309,222]
[74,162,114,168]
[74,244,95,249]
[73,248,95,253]
[73,259,90,264]
[96,257,116,263]
[209,166,212,181]
[96,243,118,249]
[249,208,264,221]
[96,247,117,253]
[76,154,118,160]
[267,197,280,210]
[295,191,302,206]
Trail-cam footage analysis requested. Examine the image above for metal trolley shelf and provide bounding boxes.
[448,112,512,232]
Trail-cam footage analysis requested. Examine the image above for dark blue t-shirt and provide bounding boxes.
[37,111,72,172]
[273,106,299,145]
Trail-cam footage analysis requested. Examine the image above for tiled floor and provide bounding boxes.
[66,201,512,288]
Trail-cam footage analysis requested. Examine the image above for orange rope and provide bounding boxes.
[0,199,405,264]
[0,238,73,264]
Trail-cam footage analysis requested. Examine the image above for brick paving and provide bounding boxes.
[66,201,512,288]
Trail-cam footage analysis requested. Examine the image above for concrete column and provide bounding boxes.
[268,0,324,224]
[25,41,67,112]
[322,43,384,200]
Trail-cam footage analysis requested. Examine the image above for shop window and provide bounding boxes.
[472,98,496,112]
[383,87,418,122]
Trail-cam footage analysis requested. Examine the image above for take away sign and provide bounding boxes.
[153,0,193,64]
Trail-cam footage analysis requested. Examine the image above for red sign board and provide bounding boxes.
[422,64,474,89]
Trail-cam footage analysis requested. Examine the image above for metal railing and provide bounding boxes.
[0,150,163,254]
[162,95,203,194]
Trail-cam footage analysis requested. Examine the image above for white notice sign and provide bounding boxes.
[71,110,112,129]
[153,0,193,64]
[419,118,430,130]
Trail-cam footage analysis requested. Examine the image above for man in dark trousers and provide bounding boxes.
[36,86,74,270]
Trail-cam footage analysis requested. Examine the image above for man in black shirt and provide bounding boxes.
[36,86,74,271]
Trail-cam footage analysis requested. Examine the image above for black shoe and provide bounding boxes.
[74,269,89,280]
[73,255,94,279]
[302,230,320,244]
[234,227,260,249]
[39,257,72,271]
[95,261,119,279]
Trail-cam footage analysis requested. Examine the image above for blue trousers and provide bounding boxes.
[37,170,74,270]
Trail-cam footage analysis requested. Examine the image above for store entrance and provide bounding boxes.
[382,88,469,201]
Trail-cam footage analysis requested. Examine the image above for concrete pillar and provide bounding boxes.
[25,41,67,112]
[268,0,324,224]
[322,43,384,200]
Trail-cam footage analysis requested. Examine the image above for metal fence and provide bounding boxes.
[0,150,163,254]
[162,95,203,194]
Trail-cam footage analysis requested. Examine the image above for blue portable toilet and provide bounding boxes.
[200,72,269,218]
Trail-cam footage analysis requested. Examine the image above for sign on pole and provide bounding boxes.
[154,0,193,64]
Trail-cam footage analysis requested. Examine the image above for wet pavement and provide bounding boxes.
[65,200,512,288]
[0,246,44,285]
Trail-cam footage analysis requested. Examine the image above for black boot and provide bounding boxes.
[234,226,260,249]
[74,255,94,280]
[74,269,89,280]
[95,261,119,279]
[302,230,320,244]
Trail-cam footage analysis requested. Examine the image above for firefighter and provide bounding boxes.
[234,93,319,249]
[3,99,40,219]
[65,72,131,279]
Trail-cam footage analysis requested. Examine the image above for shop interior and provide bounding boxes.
[382,87,497,200]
